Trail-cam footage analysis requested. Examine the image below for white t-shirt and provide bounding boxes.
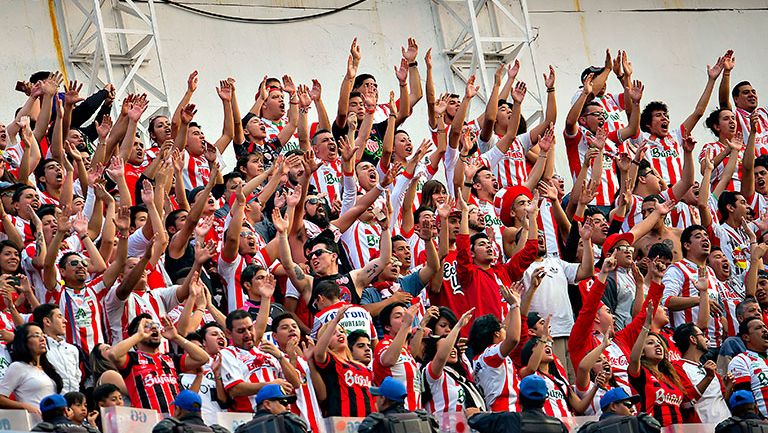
[522,257,579,337]
[676,359,729,424]
[179,357,222,425]
[0,362,57,407]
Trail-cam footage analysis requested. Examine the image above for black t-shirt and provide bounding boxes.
[331,119,388,162]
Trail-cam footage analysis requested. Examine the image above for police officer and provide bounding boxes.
[357,376,439,433]
[235,384,307,433]
[576,388,660,433]
[466,375,568,433]
[32,394,94,433]
[716,390,768,433]
[152,390,230,433]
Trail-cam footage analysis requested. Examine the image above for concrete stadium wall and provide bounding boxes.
[1,0,767,183]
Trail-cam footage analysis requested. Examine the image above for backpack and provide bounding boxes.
[163,417,226,433]
[357,411,438,433]
[234,412,307,433]
[577,413,660,433]
[716,417,768,433]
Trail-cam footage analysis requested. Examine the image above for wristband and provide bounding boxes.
[289,101,299,105]
[399,82,407,87]
[375,183,386,192]
[117,231,130,240]
[79,234,88,240]
[463,182,474,187]
[408,61,418,68]
[546,87,555,93]
[366,107,376,114]
[631,159,640,165]
[508,303,520,311]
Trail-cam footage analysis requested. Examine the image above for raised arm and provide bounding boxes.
[314,304,351,365]
[380,305,417,367]
[479,65,504,143]
[617,80,643,141]
[566,74,592,137]
[499,286,522,357]
[310,79,330,131]
[449,76,479,149]
[628,304,653,377]
[42,210,71,292]
[220,185,245,263]
[430,309,473,376]
[394,59,410,126]
[402,37,423,112]
[168,163,218,257]
[273,207,312,295]
[682,57,725,134]
[718,50,735,110]
[335,39,360,128]
[353,194,393,289]
[425,49,437,129]
[171,71,198,136]
[741,114,759,200]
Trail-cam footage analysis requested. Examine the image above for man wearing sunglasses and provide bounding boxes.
[237,384,307,433]
[564,66,642,210]
[575,388,661,433]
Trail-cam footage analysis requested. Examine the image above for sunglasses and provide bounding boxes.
[620,401,634,408]
[276,399,291,406]
[584,111,608,119]
[307,248,333,259]
[616,245,635,253]
[307,197,326,205]
[69,259,88,268]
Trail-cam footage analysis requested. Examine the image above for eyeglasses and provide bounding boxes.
[584,111,608,119]
[616,245,635,253]
[26,333,45,340]
[69,259,88,268]
[307,197,326,205]
[307,249,333,259]
[143,322,161,330]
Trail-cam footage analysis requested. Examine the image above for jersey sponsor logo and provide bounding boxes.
[343,370,371,387]
[442,261,462,295]
[323,172,339,185]
[143,373,178,388]
[483,213,502,227]
[653,388,683,406]
[365,234,378,247]
[650,147,679,159]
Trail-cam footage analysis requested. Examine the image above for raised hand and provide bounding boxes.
[695,266,709,293]
[537,180,557,201]
[507,59,520,80]
[722,49,735,72]
[72,211,88,236]
[681,132,696,153]
[434,93,449,117]
[64,80,84,106]
[578,221,594,241]
[216,80,232,102]
[628,80,644,105]
[95,114,113,140]
[187,71,199,93]
[285,185,301,208]
[310,79,322,101]
[349,38,361,70]
[127,96,148,122]
[493,63,505,86]
[538,124,554,153]
[708,56,726,80]
[297,84,312,109]
[510,81,527,104]
[621,51,633,77]
[272,208,288,233]
[140,179,155,206]
[180,104,197,124]
[401,37,419,63]
[465,75,479,99]
[282,75,296,95]
[582,73,594,95]
[424,47,432,69]
[436,197,456,220]
[543,65,556,89]
[395,58,409,85]
[160,316,179,341]
[194,215,214,239]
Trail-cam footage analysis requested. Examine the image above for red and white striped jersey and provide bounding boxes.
[23,236,81,304]
[292,356,326,433]
[748,192,768,222]
[220,344,283,412]
[728,350,768,417]
[709,222,753,291]
[472,343,520,412]
[670,197,719,230]
[2,141,23,180]
[310,301,377,340]
[570,92,627,133]
[261,116,299,154]
[622,190,673,232]
[564,126,624,206]
[218,253,247,314]
[634,126,686,186]
[538,199,560,257]
[0,215,33,245]
[493,132,533,188]
[700,141,743,192]
[604,339,633,393]
[104,285,179,345]
[661,259,724,347]
[735,106,768,156]
[537,370,572,418]
[51,279,108,354]
[340,220,382,270]
[424,363,468,413]
[38,190,59,206]
[717,279,742,337]
[470,197,505,261]
[310,159,343,204]
[399,227,427,269]
[0,311,15,380]
[181,151,210,191]
[373,335,422,410]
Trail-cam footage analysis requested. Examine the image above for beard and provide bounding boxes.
[468,221,484,232]
[306,211,330,229]
[144,339,161,349]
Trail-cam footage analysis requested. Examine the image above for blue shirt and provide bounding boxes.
[361,272,426,338]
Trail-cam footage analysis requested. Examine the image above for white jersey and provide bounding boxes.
[699,140,743,192]
[522,257,579,337]
[729,350,768,417]
[632,126,686,186]
[179,357,223,425]
[423,363,468,413]
[218,253,248,314]
[569,92,626,133]
[310,302,377,340]
[473,343,520,412]
[104,285,179,346]
[709,222,753,292]
[340,220,382,270]
[293,356,325,433]
[310,159,344,204]
[662,259,724,347]
[472,197,505,261]
[735,106,768,156]
[676,358,729,424]
[181,150,211,191]
[564,126,624,207]
[220,345,282,412]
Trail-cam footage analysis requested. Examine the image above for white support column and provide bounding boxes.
[430,0,544,122]
[53,0,171,136]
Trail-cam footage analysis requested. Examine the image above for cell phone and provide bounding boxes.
[15,81,26,92]
[9,276,19,288]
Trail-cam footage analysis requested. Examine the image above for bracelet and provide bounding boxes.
[399,83,407,87]
[365,108,376,114]
[116,231,130,240]
[616,74,624,80]
[408,61,418,68]
[289,101,299,105]
[463,182,474,187]
[299,107,310,114]
[546,87,555,93]
[641,326,650,332]
[508,303,520,311]
[389,113,397,119]
[375,183,386,192]
[631,160,640,165]
[79,234,88,240]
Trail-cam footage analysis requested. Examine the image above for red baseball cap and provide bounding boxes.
[494,186,533,227]
[601,233,635,258]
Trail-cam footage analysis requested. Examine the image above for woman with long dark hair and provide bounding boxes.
[421,308,485,415]
[628,304,693,426]
[0,323,63,414]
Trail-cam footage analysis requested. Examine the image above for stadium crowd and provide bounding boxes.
[0,37,767,432]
